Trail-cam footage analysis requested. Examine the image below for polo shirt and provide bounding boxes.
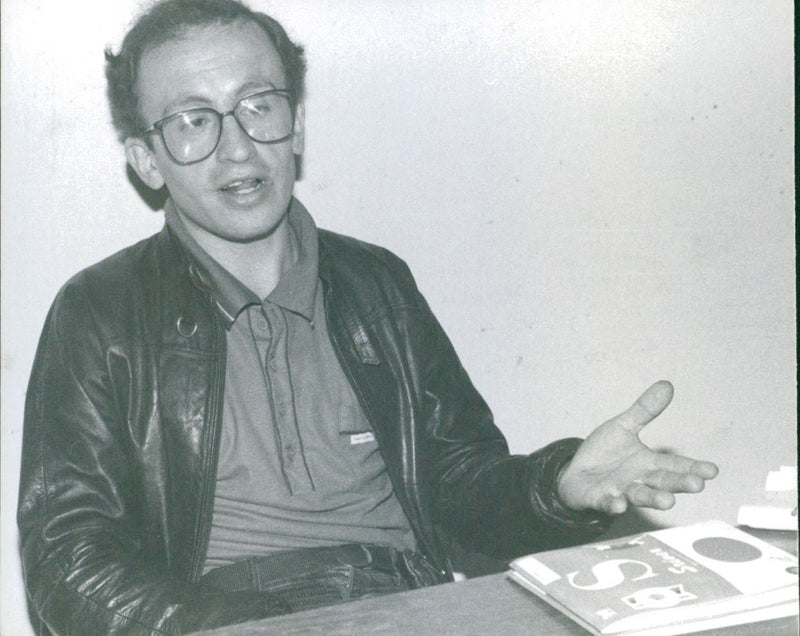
[164,199,416,572]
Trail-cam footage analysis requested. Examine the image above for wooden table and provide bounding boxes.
[198,529,798,635]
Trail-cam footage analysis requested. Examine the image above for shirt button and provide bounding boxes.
[256,317,268,331]
[269,358,278,372]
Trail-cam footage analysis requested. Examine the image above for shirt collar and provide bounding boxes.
[165,197,320,328]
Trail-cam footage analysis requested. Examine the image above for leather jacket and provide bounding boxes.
[18,219,609,634]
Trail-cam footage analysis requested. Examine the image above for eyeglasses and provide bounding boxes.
[142,89,295,165]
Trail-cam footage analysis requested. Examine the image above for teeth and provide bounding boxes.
[223,179,261,194]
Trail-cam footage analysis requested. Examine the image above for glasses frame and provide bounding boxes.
[141,88,296,166]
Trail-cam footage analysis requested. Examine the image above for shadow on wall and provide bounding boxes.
[597,508,668,542]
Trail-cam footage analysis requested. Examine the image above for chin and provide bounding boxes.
[223,220,287,244]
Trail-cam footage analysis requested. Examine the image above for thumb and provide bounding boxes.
[611,380,674,434]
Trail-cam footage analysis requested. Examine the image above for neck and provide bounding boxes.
[186,215,296,299]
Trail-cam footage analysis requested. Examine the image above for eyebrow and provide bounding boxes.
[237,80,279,97]
[160,95,214,118]
[159,81,280,118]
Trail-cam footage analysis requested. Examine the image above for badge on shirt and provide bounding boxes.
[350,432,376,445]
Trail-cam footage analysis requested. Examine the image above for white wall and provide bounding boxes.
[2,1,794,632]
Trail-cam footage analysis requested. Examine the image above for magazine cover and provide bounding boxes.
[509,521,798,635]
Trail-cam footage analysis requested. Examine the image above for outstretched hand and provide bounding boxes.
[556,381,719,516]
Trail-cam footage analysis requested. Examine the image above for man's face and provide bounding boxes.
[127,20,304,246]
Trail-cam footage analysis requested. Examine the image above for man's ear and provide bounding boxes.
[124,137,166,190]
[292,102,305,155]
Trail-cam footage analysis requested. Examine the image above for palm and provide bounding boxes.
[556,381,719,515]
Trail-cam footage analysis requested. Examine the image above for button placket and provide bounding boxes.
[262,303,313,490]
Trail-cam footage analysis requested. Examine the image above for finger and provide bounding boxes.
[597,493,629,515]
[611,380,674,434]
[625,482,676,510]
[692,461,719,479]
[641,470,706,493]
[653,453,719,479]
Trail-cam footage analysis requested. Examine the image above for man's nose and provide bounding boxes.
[215,113,256,163]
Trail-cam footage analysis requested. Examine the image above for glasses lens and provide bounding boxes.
[161,110,221,164]
[235,92,293,143]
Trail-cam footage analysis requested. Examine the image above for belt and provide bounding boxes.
[201,543,447,592]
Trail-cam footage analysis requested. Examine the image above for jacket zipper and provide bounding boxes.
[188,305,226,582]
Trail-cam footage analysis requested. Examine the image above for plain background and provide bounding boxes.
[1,1,794,632]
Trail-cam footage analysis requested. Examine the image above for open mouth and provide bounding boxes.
[221,178,263,195]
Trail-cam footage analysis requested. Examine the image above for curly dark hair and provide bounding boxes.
[105,0,306,142]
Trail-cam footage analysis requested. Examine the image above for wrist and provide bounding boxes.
[538,439,614,530]
[555,459,572,509]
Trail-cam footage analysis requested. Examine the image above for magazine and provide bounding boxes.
[508,520,798,635]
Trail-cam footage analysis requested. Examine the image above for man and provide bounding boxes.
[17,0,718,634]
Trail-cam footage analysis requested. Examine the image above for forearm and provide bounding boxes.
[438,439,613,561]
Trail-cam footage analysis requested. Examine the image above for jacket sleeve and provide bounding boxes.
[404,276,613,561]
[17,284,290,635]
